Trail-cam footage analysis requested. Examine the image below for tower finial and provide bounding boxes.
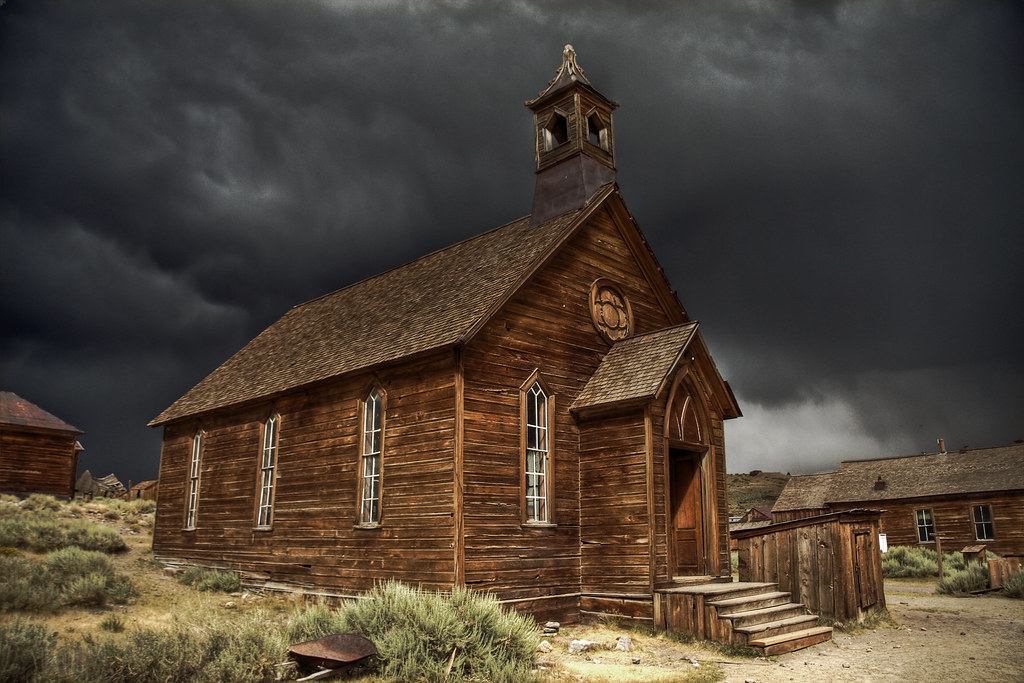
[560,44,589,84]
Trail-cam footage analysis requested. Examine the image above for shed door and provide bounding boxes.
[854,529,878,609]
[670,449,703,576]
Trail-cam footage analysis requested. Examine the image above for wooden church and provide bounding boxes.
[150,46,743,626]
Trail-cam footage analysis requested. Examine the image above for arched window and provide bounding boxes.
[522,375,554,524]
[184,431,203,530]
[668,389,705,446]
[255,415,279,528]
[360,389,384,525]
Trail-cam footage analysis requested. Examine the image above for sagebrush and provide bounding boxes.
[0,547,135,611]
[1002,569,1024,599]
[882,545,966,578]
[289,581,538,682]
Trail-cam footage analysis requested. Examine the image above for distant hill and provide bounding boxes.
[727,471,790,517]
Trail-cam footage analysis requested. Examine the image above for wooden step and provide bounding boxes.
[721,603,807,628]
[748,626,833,656]
[708,591,791,614]
[732,613,820,640]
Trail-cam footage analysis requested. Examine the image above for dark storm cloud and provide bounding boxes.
[1,0,1020,481]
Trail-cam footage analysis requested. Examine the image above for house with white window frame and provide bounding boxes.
[772,442,1024,558]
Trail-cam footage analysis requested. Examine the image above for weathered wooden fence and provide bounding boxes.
[732,509,885,623]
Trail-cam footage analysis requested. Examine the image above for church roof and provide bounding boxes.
[0,391,82,434]
[151,190,615,426]
[571,322,699,412]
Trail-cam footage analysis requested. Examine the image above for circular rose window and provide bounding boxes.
[589,279,633,343]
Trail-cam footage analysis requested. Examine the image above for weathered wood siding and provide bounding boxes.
[734,511,885,623]
[829,493,1024,557]
[579,413,650,595]
[153,352,458,592]
[0,427,78,498]
[461,207,675,620]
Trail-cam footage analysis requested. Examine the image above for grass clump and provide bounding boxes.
[48,610,290,683]
[882,545,966,578]
[0,511,126,554]
[177,566,241,593]
[99,613,125,633]
[289,581,538,682]
[1002,569,1024,599]
[0,621,56,682]
[0,547,135,611]
[936,562,989,595]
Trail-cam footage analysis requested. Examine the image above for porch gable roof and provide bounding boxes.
[570,322,698,413]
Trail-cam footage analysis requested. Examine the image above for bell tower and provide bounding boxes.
[527,45,618,227]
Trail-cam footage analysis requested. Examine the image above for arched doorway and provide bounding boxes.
[665,374,713,577]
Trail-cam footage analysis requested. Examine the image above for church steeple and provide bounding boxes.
[527,45,618,226]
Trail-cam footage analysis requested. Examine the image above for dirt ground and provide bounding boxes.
[538,579,1024,683]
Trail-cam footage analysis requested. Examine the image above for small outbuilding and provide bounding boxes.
[0,391,83,498]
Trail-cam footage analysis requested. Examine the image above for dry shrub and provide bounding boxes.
[1000,569,1024,599]
[290,580,538,683]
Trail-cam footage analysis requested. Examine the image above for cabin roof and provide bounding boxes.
[827,443,1024,502]
[772,472,835,512]
[0,391,82,434]
[773,443,1024,511]
[151,203,593,426]
[571,322,698,412]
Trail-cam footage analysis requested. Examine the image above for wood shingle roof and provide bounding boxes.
[571,322,698,412]
[827,443,1024,502]
[0,392,81,434]
[151,200,599,426]
[773,443,1024,512]
[772,472,835,513]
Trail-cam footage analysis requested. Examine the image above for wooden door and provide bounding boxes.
[670,450,703,576]
[854,529,878,609]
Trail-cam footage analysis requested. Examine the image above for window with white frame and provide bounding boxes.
[360,389,383,525]
[915,508,935,542]
[185,432,203,529]
[972,504,995,540]
[256,415,279,528]
[524,381,550,523]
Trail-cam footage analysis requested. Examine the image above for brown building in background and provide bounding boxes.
[773,442,1024,558]
[0,391,83,499]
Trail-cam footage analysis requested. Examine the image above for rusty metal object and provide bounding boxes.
[288,633,377,670]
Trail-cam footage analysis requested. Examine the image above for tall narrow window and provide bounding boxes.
[524,382,550,523]
[915,508,935,542]
[256,415,279,528]
[185,432,203,529]
[360,389,383,525]
[972,504,994,540]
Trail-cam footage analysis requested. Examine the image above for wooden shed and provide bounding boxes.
[773,443,1024,558]
[0,391,83,499]
[150,46,743,627]
[732,510,886,624]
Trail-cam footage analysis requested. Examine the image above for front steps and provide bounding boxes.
[655,580,832,655]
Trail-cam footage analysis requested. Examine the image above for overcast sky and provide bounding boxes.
[2,1,1021,484]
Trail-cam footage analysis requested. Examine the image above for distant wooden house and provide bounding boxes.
[773,443,1024,557]
[75,470,128,499]
[0,391,83,498]
[149,47,744,626]
[129,480,158,501]
[739,505,773,523]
